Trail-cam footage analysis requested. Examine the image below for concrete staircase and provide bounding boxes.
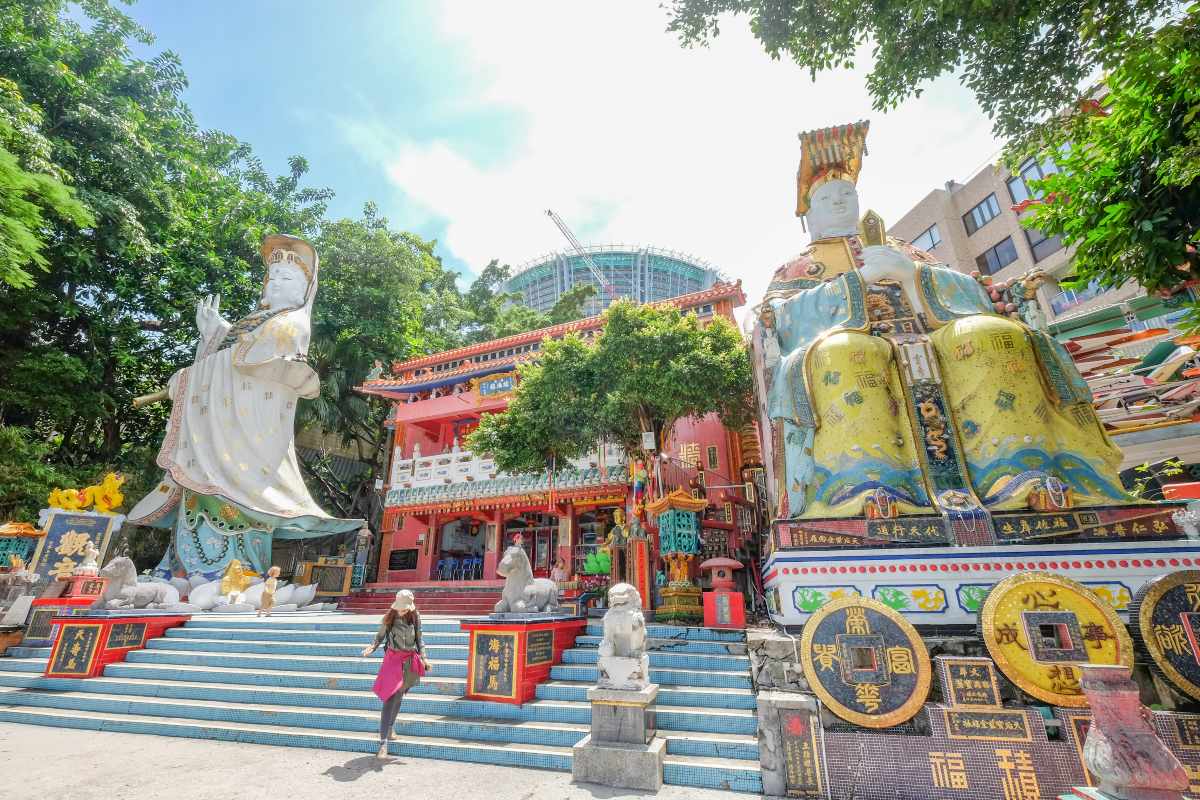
[0,615,761,794]
[339,586,502,616]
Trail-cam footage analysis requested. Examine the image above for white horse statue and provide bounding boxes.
[495,545,559,614]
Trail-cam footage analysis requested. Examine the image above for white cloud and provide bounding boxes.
[356,1,1001,309]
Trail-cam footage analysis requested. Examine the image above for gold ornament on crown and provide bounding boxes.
[795,120,870,216]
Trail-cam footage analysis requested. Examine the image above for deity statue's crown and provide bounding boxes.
[260,233,316,285]
[795,120,870,216]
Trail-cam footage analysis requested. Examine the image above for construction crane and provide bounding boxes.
[545,209,617,301]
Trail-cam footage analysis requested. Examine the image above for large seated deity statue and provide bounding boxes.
[750,122,1132,532]
[128,234,361,579]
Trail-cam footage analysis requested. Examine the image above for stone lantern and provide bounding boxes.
[699,556,744,628]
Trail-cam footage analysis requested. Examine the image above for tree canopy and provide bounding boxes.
[1022,10,1200,305]
[0,0,601,553]
[665,0,1181,144]
[467,301,754,475]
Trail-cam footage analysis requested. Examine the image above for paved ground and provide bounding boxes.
[0,722,744,800]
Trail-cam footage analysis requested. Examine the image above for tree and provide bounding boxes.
[296,203,458,521]
[664,0,1179,143]
[467,300,754,476]
[1022,10,1200,306]
[458,259,596,345]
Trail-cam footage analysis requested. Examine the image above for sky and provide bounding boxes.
[121,0,1004,310]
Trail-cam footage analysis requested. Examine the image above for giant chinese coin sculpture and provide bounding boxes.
[753,121,1184,628]
[127,235,361,579]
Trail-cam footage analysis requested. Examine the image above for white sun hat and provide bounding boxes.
[390,590,416,613]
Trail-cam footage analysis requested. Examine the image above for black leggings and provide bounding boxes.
[379,689,406,740]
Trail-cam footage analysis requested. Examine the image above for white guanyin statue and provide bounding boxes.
[127,234,361,579]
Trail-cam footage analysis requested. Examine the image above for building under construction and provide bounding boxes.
[500,245,725,316]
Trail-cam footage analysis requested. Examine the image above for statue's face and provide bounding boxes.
[807,179,860,237]
[263,262,308,311]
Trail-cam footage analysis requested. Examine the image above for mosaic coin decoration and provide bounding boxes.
[978,572,1133,707]
[1131,570,1200,702]
[799,595,931,728]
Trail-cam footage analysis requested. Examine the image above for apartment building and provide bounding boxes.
[889,155,1143,323]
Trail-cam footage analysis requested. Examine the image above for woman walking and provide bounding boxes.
[361,590,428,757]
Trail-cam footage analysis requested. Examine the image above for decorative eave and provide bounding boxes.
[646,488,708,516]
[355,280,747,399]
[387,482,629,515]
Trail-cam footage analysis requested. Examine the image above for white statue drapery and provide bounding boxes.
[129,235,361,578]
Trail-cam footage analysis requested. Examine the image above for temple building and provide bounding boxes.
[352,280,764,613]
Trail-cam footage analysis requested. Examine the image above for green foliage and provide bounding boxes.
[1023,11,1200,310]
[467,300,754,475]
[664,0,1178,144]
[0,424,81,521]
[458,259,596,345]
[0,0,612,531]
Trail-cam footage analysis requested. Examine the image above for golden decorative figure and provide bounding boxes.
[219,559,254,604]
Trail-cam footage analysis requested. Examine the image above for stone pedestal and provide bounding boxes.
[460,615,585,704]
[572,684,663,791]
[657,584,702,624]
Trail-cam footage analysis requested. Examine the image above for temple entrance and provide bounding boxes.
[432,517,485,581]
[503,512,559,579]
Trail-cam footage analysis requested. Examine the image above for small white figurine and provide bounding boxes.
[73,540,100,577]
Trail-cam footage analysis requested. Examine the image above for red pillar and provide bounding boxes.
[483,509,503,579]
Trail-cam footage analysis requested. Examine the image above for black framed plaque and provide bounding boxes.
[943,708,1032,742]
[526,629,554,666]
[469,630,516,700]
[106,621,146,650]
[25,606,55,641]
[779,706,825,798]
[47,622,102,676]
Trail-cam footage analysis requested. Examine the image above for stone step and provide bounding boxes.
[124,648,470,679]
[551,663,752,690]
[146,637,470,660]
[0,706,761,792]
[536,680,756,711]
[100,659,752,709]
[182,617,465,634]
[575,635,747,656]
[561,648,748,672]
[164,627,470,645]
[0,705,573,770]
[2,646,51,659]
[585,623,746,643]
[0,671,756,736]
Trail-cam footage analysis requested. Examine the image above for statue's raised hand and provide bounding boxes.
[859,245,915,286]
[195,294,224,341]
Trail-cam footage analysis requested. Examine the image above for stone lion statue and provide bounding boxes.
[495,544,559,614]
[597,582,650,690]
[95,557,179,609]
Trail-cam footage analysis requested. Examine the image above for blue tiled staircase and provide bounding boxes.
[0,616,761,793]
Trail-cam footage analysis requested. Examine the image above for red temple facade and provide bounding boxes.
[354,282,762,608]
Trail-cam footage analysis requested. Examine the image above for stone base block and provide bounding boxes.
[572,734,664,792]
[588,684,657,744]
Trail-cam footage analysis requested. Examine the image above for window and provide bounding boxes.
[912,224,941,251]
[388,549,419,571]
[975,237,1019,274]
[963,194,1001,235]
[1025,227,1064,262]
[706,445,719,471]
[1007,157,1060,204]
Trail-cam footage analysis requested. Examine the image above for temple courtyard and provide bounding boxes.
[0,722,737,800]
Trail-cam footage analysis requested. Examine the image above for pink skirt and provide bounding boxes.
[372,649,426,701]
